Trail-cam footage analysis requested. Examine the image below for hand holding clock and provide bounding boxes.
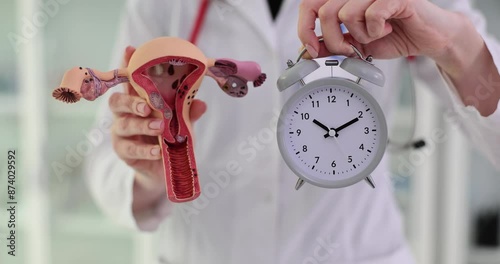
[297,0,500,117]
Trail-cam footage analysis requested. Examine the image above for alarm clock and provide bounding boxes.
[276,45,388,190]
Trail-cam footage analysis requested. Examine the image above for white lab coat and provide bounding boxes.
[84,0,500,263]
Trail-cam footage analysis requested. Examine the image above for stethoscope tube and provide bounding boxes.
[387,58,427,152]
[189,0,210,44]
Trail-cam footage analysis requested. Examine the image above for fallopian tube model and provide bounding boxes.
[52,37,267,203]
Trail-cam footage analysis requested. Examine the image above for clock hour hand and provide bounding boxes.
[313,119,330,133]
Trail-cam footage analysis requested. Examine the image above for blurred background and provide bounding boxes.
[0,0,499,264]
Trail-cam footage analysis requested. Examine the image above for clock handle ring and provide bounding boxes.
[296,38,371,64]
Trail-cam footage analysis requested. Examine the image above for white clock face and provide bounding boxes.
[278,78,387,188]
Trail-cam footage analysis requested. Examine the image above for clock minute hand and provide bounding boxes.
[334,117,359,134]
[313,119,330,133]
[323,117,359,138]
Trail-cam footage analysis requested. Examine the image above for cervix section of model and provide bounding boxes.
[52,37,267,203]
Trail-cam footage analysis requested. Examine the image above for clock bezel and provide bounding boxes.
[277,77,388,188]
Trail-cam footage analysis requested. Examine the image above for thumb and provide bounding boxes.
[122,46,138,96]
[189,99,207,123]
[123,46,136,68]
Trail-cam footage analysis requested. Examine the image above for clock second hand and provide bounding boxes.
[331,132,347,158]
[311,119,347,160]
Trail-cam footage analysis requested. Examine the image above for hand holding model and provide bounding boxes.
[52,37,267,205]
[298,0,500,116]
[109,46,208,213]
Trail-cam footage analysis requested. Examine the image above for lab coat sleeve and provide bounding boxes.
[412,0,500,171]
[83,0,175,232]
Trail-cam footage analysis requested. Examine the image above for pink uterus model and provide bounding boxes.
[53,37,266,203]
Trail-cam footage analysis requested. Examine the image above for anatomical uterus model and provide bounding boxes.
[53,37,266,202]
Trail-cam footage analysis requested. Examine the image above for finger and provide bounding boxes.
[365,0,402,39]
[112,137,162,161]
[113,117,164,137]
[301,38,333,59]
[122,46,140,97]
[109,92,151,117]
[298,0,325,58]
[301,33,363,59]
[318,0,353,55]
[126,83,140,97]
[189,99,207,123]
[339,0,375,44]
[123,160,163,179]
[123,46,136,68]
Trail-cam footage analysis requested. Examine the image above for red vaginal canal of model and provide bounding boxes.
[143,60,201,201]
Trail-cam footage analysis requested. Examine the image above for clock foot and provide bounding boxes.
[365,176,376,189]
[295,179,305,190]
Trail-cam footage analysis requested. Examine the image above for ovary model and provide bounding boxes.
[52,37,266,203]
